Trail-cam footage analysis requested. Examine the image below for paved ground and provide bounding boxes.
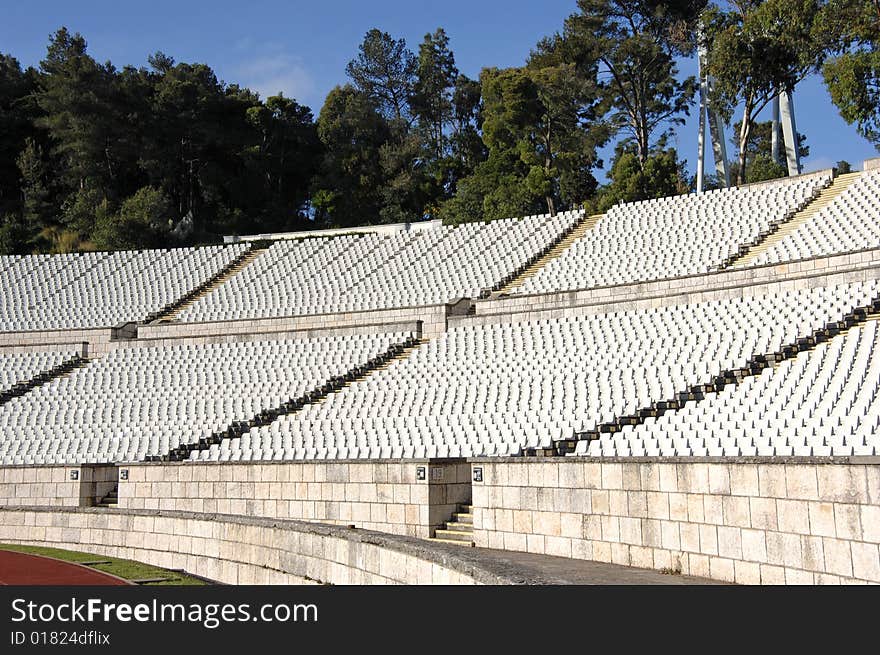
[459,547,723,584]
[0,550,131,585]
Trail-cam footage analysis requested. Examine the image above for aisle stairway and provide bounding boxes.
[430,503,474,546]
[96,484,118,508]
[148,246,268,323]
[555,292,880,455]
[495,213,604,296]
[721,172,862,270]
[0,355,89,407]
[162,336,424,461]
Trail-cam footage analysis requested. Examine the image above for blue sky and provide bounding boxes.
[3,0,877,180]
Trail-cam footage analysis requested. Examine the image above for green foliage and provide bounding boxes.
[311,85,389,226]
[93,186,170,250]
[821,0,880,148]
[706,0,833,183]
[727,119,810,182]
[0,54,39,217]
[594,145,690,212]
[558,0,702,165]
[345,29,416,122]
[439,58,605,223]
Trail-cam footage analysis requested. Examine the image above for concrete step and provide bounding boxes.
[459,504,473,513]
[157,247,268,322]
[452,512,473,524]
[428,537,475,546]
[434,528,474,541]
[445,521,473,532]
[498,213,603,294]
[732,172,863,268]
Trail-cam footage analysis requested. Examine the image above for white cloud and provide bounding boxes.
[233,50,316,106]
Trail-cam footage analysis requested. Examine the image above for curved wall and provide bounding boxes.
[0,507,515,585]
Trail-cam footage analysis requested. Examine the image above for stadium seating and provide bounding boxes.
[746,170,880,265]
[0,350,80,394]
[517,172,830,294]
[0,332,411,465]
[0,244,248,331]
[582,320,880,457]
[191,279,878,461]
[177,211,583,321]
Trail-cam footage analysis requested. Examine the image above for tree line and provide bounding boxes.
[0,0,876,254]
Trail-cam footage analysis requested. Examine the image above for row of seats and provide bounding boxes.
[0,244,248,331]
[0,349,80,393]
[190,278,878,461]
[0,332,411,465]
[518,173,831,294]
[747,170,880,265]
[177,212,582,322]
[579,319,880,456]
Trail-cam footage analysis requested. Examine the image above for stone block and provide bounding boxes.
[808,502,836,537]
[749,497,778,531]
[668,493,688,522]
[861,505,880,544]
[734,560,762,585]
[619,516,642,545]
[817,466,867,504]
[734,527,765,564]
[776,499,810,535]
[728,465,759,496]
[699,524,718,556]
[646,492,669,520]
[759,564,786,585]
[709,557,736,583]
[851,542,880,583]
[834,503,862,541]
[717,526,742,560]
[823,537,854,578]
[765,531,802,568]
[722,495,751,528]
[679,522,700,553]
[785,465,819,500]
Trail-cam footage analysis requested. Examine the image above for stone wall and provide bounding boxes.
[117,460,471,538]
[0,341,87,356]
[471,249,880,325]
[0,465,116,507]
[138,303,451,341]
[470,458,880,584]
[0,507,504,585]
[113,320,423,355]
[0,327,111,352]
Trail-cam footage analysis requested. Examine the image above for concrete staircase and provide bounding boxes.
[724,172,862,269]
[148,247,268,323]
[494,213,604,296]
[554,294,880,455]
[430,503,474,546]
[160,336,423,462]
[96,484,118,508]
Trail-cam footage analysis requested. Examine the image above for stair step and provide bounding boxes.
[498,213,603,294]
[452,512,473,523]
[728,172,863,269]
[428,537,475,546]
[434,529,474,539]
[445,521,473,532]
[459,504,473,513]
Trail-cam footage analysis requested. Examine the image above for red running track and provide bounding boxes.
[0,550,131,585]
